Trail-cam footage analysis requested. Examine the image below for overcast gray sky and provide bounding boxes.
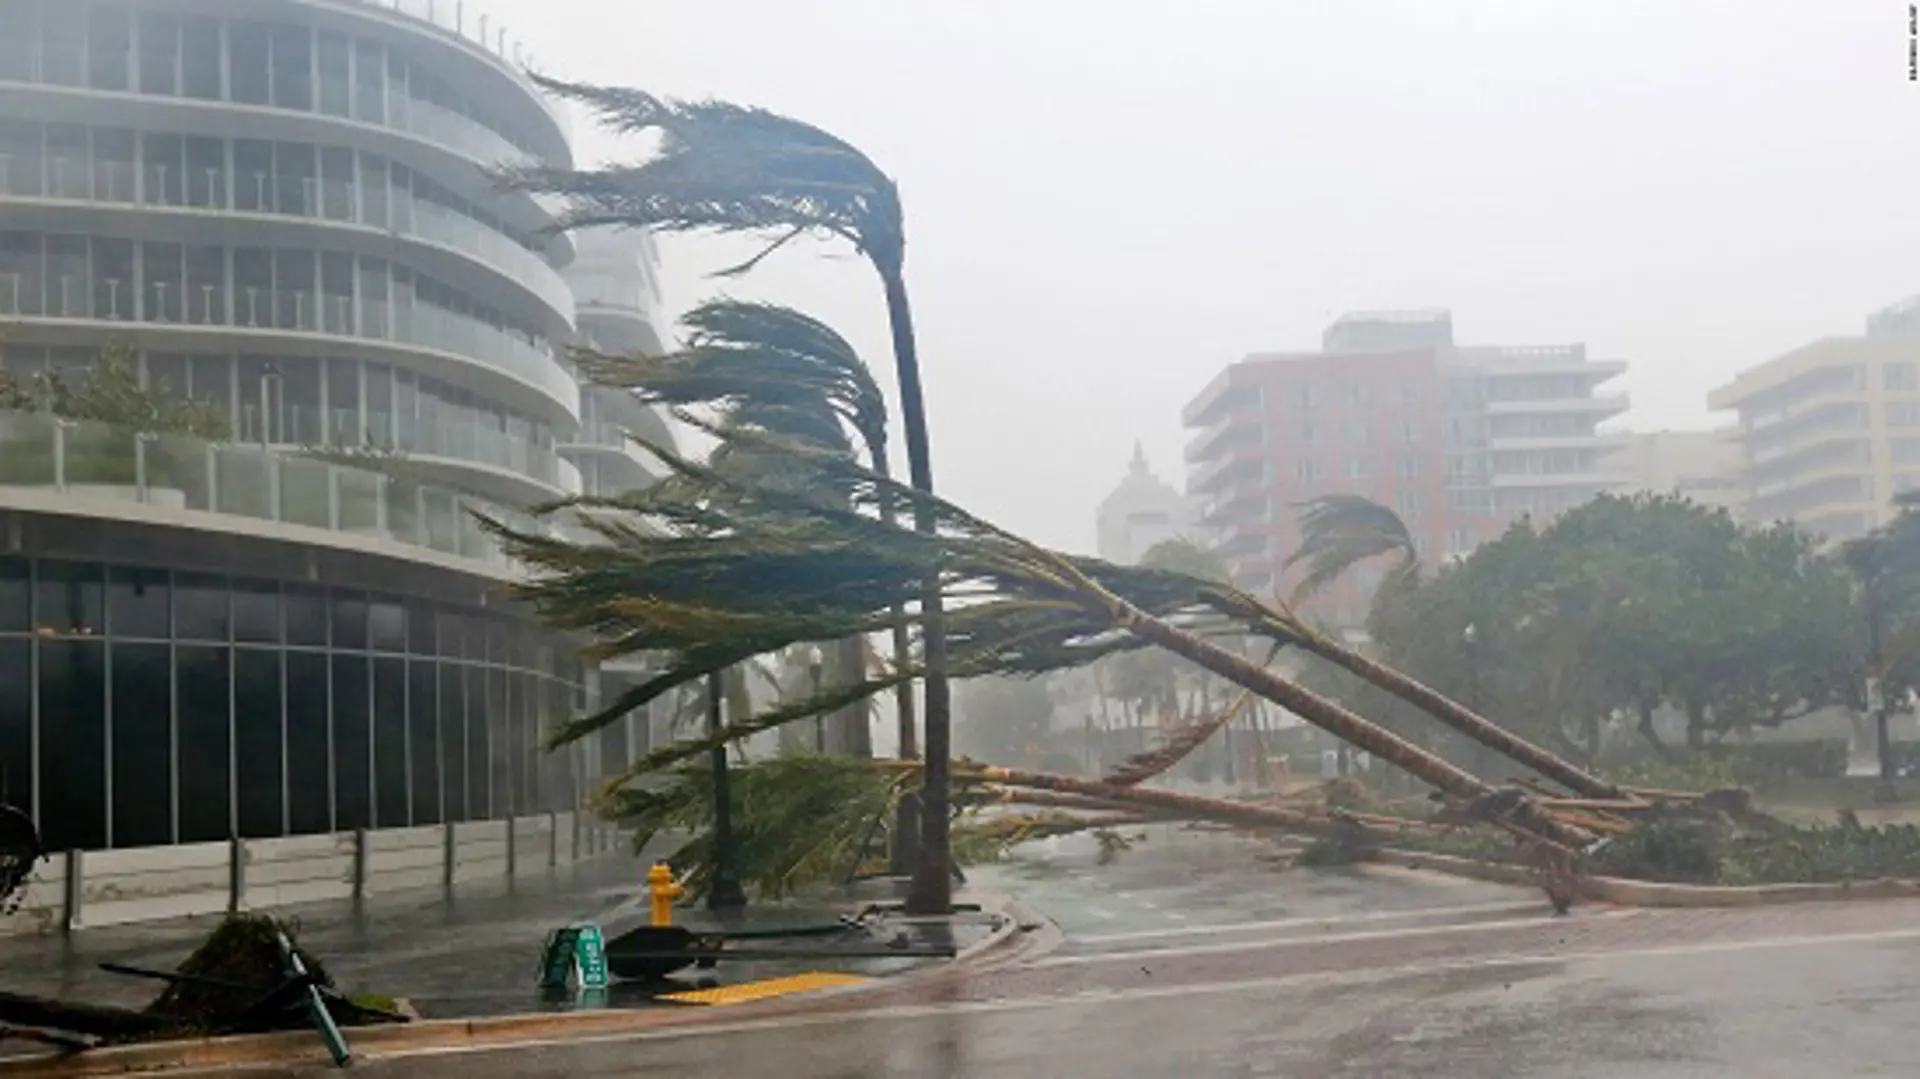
[490,0,1917,551]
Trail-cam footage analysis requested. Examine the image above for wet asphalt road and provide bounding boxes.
[191,824,1920,1077]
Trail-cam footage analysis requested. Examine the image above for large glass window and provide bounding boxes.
[92,237,134,321]
[234,648,284,838]
[108,566,170,638]
[142,241,184,323]
[273,142,316,218]
[86,5,131,93]
[488,668,511,815]
[373,657,407,827]
[185,136,225,210]
[177,645,231,842]
[317,31,350,118]
[185,244,226,326]
[0,2,38,84]
[140,131,184,207]
[269,25,312,112]
[111,641,173,847]
[0,639,32,821]
[46,234,88,317]
[36,560,103,636]
[136,10,180,96]
[466,666,489,818]
[0,557,27,632]
[232,579,282,644]
[331,653,370,830]
[39,6,86,88]
[233,140,272,214]
[39,639,107,851]
[408,661,440,825]
[180,15,222,101]
[274,247,315,331]
[94,127,135,203]
[285,650,331,833]
[233,246,271,326]
[353,40,385,124]
[0,121,43,200]
[230,22,271,105]
[439,662,467,821]
[319,147,354,222]
[173,572,229,642]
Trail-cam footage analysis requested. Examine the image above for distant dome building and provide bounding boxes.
[1095,443,1191,564]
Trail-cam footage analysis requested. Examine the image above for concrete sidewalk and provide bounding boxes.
[0,852,1000,1025]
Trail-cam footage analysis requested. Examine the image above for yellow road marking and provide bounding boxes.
[659,972,871,1007]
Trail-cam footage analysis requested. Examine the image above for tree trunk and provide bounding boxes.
[867,442,921,874]
[875,262,952,916]
[1108,599,1594,850]
[982,768,1389,841]
[1282,629,1626,800]
[823,637,872,756]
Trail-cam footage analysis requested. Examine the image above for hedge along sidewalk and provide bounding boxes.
[0,891,1039,1078]
[1372,848,1920,908]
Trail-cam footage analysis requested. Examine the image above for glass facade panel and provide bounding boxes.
[408,660,439,825]
[373,656,407,826]
[0,639,31,818]
[331,652,370,830]
[39,639,106,851]
[111,641,173,847]
[233,647,284,838]
[284,650,331,833]
[176,644,231,842]
[0,553,588,849]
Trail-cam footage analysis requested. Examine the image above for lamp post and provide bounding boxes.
[705,671,747,911]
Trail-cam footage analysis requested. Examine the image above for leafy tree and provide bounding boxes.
[1842,492,1920,780]
[514,84,958,910]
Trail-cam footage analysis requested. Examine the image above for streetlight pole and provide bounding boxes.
[705,671,747,911]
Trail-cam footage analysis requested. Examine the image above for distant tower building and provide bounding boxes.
[1096,443,1188,564]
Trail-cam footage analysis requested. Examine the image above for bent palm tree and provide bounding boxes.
[491,430,1597,852]
[583,300,890,756]
[1286,494,1423,603]
[513,84,957,911]
[1275,496,1621,798]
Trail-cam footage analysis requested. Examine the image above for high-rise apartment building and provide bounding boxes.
[1184,310,1627,627]
[0,0,670,854]
[1609,428,1745,518]
[1710,297,1920,542]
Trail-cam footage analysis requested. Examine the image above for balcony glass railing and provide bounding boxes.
[0,279,573,414]
[0,411,552,570]
[231,404,565,488]
[0,156,569,319]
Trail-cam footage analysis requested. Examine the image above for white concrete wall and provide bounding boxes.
[0,812,624,937]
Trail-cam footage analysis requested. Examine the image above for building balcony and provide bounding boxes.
[1484,393,1629,417]
[1488,471,1617,489]
[1484,431,1629,453]
[1184,413,1265,464]
[0,81,562,244]
[0,410,560,574]
[0,291,579,428]
[0,180,573,337]
[1187,451,1265,496]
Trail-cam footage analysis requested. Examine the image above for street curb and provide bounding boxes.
[0,892,1039,1076]
[1372,848,1920,907]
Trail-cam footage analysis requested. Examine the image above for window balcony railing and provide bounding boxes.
[0,410,556,570]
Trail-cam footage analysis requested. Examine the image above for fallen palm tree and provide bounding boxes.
[492,423,1620,875]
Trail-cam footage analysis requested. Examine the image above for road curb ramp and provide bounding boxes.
[0,891,1037,1076]
[1372,848,1920,907]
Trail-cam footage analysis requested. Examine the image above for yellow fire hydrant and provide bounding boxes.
[646,862,684,928]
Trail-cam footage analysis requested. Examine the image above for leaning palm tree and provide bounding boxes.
[1276,496,1623,799]
[492,427,1598,852]
[1286,494,1424,603]
[512,83,958,911]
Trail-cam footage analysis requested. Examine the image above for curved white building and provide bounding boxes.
[0,0,663,854]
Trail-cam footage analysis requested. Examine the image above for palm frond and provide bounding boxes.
[510,81,900,265]
[1286,494,1422,601]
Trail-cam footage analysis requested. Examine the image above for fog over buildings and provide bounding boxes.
[487,0,1918,555]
